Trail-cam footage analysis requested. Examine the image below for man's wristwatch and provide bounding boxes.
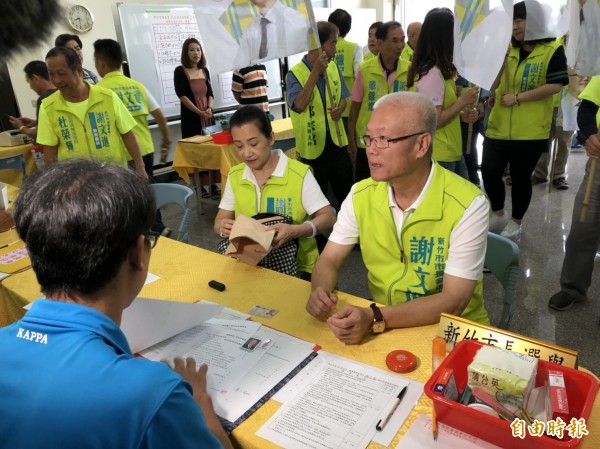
[370,303,386,334]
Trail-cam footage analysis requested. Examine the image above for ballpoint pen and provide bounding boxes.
[375,385,408,431]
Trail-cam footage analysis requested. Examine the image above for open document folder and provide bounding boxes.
[127,299,318,427]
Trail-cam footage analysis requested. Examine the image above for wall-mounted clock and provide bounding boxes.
[66,4,94,33]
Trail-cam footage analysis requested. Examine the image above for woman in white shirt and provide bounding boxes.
[214,106,336,278]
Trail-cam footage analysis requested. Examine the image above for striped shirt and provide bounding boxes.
[232,65,269,112]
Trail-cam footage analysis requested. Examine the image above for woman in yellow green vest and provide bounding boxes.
[407,8,479,179]
[362,22,382,62]
[482,1,568,239]
[214,106,336,279]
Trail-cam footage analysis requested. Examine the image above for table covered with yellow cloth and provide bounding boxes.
[172,118,294,184]
[0,237,598,448]
[0,143,37,186]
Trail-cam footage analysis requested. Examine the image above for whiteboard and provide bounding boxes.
[117,3,283,118]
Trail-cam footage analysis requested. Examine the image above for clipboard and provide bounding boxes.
[0,240,31,274]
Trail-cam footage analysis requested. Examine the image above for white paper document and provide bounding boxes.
[144,272,159,285]
[120,297,223,353]
[396,414,502,449]
[257,352,412,449]
[140,319,317,423]
[200,299,251,321]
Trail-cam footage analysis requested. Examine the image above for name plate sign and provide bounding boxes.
[436,313,578,368]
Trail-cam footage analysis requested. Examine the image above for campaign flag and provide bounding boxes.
[192,0,319,75]
[454,0,514,90]
[566,0,600,76]
[523,0,571,41]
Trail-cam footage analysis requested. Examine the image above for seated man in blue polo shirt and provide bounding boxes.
[0,160,232,449]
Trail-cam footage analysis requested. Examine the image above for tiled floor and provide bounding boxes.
[159,146,599,376]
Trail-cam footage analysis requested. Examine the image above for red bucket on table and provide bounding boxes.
[211,131,233,144]
[424,340,598,449]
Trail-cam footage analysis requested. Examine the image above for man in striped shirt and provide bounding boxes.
[231,64,270,115]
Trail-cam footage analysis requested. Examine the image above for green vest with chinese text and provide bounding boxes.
[97,71,153,157]
[355,56,410,148]
[334,37,358,118]
[352,163,489,324]
[228,158,318,273]
[289,61,348,159]
[486,41,561,140]
[578,75,600,127]
[42,84,128,166]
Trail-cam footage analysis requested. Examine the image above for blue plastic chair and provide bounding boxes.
[0,154,27,183]
[484,232,520,329]
[150,183,194,243]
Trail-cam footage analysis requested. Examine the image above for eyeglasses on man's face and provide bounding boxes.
[360,131,427,149]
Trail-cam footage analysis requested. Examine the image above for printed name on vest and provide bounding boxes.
[16,327,48,344]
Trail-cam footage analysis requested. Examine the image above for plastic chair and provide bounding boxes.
[202,124,222,135]
[0,154,27,182]
[150,183,194,243]
[275,136,296,152]
[484,232,520,329]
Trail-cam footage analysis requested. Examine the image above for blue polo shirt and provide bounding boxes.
[0,299,223,449]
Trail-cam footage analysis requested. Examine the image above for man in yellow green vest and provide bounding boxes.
[37,46,146,178]
[548,75,600,311]
[93,39,173,236]
[306,91,490,344]
[327,9,363,137]
[286,21,353,216]
[348,21,409,182]
[400,22,421,62]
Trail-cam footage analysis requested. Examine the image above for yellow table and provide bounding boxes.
[172,118,294,184]
[1,238,598,448]
[0,143,36,186]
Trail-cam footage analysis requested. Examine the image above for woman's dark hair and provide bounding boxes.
[369,21,384,34]
[229,105,272,139]
[407,7,455,88]
[511,1,555,48]
[14,160,155,298]
[181,38,207,69]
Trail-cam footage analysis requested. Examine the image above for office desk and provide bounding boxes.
[1,238,598,448]
[0,143,36,186]
[172,118,294,185]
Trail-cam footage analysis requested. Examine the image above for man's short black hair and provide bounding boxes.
[14,160,155,298]
[46,46,81,71]
[93,39,123,70]
[328,9,352,38]
[55,33,82,48]
[376,21,403,41]
[23,61,49,81]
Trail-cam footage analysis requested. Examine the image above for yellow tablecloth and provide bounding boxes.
[0,144,36,186]
[172,118,294,184]
[1,238,598,448]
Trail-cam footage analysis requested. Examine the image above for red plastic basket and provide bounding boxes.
[211,130,233,144]
[424,340,598,448]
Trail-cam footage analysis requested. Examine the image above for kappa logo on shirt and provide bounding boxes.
[16,327,48,344]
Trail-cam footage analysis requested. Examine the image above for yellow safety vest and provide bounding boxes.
[334,37,359,118]
[228,157,319,273]
[353,163,489,324]
[354,56,410,147]
[289,60,348,159]
[97,71,153,157]
[486,41,562,140]
[41,84,131,166]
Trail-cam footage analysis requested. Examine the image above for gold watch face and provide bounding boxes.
[372,321,386,334]
[66,5,94,33]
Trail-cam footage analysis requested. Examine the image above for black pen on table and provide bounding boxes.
[375,385,408,431]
